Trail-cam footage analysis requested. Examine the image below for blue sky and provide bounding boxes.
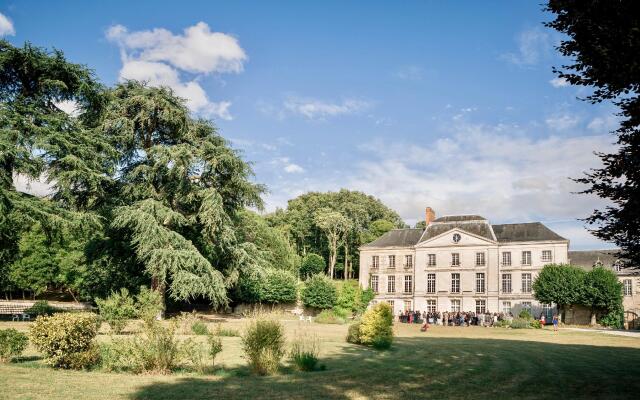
[1,1,620,249]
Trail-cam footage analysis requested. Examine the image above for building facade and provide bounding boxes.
[358,208,569,316]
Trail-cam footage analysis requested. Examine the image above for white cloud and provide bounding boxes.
[107,22,245,120]
[54,100,79,117]
[284,163,304,173]
[587,114,619,133]
[0,12,14,36]
[501,27,552,66]
[271,157,305,174]
[13,174,53,197]
[393,65,424,81]
[283,97,371,120]
[549,77,569,88]
[545,113,580,131]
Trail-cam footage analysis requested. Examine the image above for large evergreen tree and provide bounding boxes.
[545,1,640,267]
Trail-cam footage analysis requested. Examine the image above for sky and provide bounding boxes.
[1,1,621,249]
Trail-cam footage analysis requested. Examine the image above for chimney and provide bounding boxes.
[425,207,435,225]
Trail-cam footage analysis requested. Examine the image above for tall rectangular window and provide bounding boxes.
[541,250,552,263]
[388,255,395,268]
[624,279,632,296]
[372,255,379,269]
[451,253,460,266]
[502,301,512,314]
[426,299,436,313]
[404,275,413,294]
[426,273,436,293]
[404,255,413,268]
[370,275,378,293]
[502,273,512,293]
[475,300,486,314]
[387,276,395,293]
[451,299,461,312]
[502,252,512,266]
[522,251,532,266]
[427,254,436,266]
[403,300,412,311]
[476,252,485,266]
[476,273,485,293]
[521,273,532,293]
[387,300,394,311]
[522,301,532,311]
[451,273,460,293]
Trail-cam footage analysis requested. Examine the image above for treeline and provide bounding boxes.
[0,40,401,306]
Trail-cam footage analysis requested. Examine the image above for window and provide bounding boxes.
[451,299,461,312]
[541,250,552,263]
[521,273,532,293]
[404,275,413,294]
[476,273,485,293]
[426,299,437,313]
[502,301,512,314]
[521,301,532,311]
[388,255,395,268]
[403,300,412,311]
[451,253,460,266]
[427,254,436,267]
[451,273,460,293]
[502,273,512,293]
[404,255,413,269]
[475,300,486,314]
[542,303,552,318]
[372,255,379,269]
[370,275,379,293]
[614,261,622,272]
[476,252,485,266]
[387,300,394,311]
[387,276,395,293]
[522,251,532,266]
[502,252,512,266]
[426,273,436,293]
[624,279,632,296]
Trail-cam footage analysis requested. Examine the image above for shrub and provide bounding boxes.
[600,308,624,329]
[314,309,346,324]
[208,334,223,367]
[96,288,137,334]
[262,269,298,304]
[191,321,209,335]
[214,323,239,337]
[301,274,337,310]
[530,320,542,329]
[30,312,100,369]
[509,318,532,329]
[290,333,320,372]
[0,329,28,363]
[25,300,60,317]
[242,319,285,375]
[300,253,326,279]
[495,319,511,328]
[518,309,533,320]
[358,302,393,349]
[136,287,164,326]
[346,322,362,345]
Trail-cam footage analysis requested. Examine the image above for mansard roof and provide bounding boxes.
[361,228,424,248]
[492,222,567,243]
[569,249,619,269]
[432,215,487,223]
[418,220,495,243]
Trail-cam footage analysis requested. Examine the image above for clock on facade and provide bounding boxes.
[452,233,461,243]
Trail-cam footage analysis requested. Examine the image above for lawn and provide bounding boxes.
[1,319,639,400]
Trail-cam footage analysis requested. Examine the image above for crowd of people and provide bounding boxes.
[397,309,559,331]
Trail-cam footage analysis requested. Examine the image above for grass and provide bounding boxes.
[1,320,639,399]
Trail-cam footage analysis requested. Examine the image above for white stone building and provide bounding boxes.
[358,208,569,316]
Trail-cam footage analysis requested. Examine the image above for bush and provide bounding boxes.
[358,303,393,349]
[191,321,209,335]
[25,300,60,317]
[301,274,337,310]
[300,253,326,279]
[518,309,533,320]
[242,319,285,375]
[289,333,320,371]
[509,318,532,329]
[495,319,511,328]
[207,334,223,367]
[214,323,239,337]
[0,329,28,363]
[346,322,362,345]
[136,287,164,326]
[600,308,624,329]
[530,320,542,329]
[262,269,298,304]
[314,309,346,324]
[30,312,100,369]
[96,288,137,334]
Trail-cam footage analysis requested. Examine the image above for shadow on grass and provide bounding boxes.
[131,337,640,400]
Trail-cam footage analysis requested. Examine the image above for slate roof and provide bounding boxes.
[418,221,495,243]
[361,229,424,248]
[433,215,487,223]
[569,250,620,270]
[492,222,567,243]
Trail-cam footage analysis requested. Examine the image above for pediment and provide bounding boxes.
[416,227,496,248]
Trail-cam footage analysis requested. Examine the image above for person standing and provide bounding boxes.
[539,313,546,328]
[552,314,559,332]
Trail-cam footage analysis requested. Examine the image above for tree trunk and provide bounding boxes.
[344,243,349,280]
[151,275,166,319]
[590,310,597,326]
